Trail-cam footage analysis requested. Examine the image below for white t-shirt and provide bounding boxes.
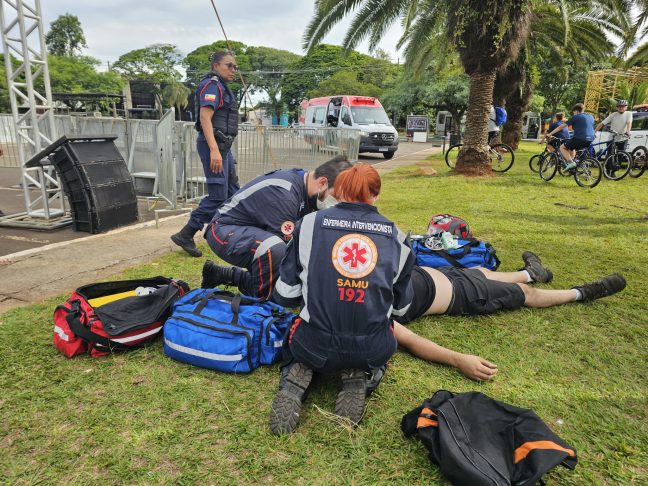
[601,111,633,135]
[488,106,499,132]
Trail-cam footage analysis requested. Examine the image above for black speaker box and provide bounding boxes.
[27,136,139,233]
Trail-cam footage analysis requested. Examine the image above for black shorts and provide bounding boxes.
[396,266,436,324]
[439,267,526,316]
[549,138,563,149]
[563,138,592,151]
[488,131,499,144]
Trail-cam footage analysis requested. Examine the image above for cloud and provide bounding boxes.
[41,0,404,70]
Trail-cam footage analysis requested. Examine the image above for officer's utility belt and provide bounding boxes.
[214,129,236,154]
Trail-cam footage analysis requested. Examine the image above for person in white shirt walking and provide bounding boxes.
[595,100,633,151]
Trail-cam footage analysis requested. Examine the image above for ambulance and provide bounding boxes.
[300,95,399,159]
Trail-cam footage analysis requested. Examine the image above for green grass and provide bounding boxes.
[1,141,647,484]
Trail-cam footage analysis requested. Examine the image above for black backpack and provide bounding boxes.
[402,390,577,485]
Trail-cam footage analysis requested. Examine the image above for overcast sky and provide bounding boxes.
[41,1,405,70]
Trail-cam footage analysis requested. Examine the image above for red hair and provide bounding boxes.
[333,163,381,204]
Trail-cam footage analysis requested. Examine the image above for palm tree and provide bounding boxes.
[494,1,625,148]
[304,0,533,175]
[161,81,190,120]
[625,1,648,66]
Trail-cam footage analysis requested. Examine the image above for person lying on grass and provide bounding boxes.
[393,257,626,381]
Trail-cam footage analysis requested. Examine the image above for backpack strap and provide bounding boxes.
[65,300,131,352]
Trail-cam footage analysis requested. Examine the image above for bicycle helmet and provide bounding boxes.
[616,99,628,106]
[427,214,473,239]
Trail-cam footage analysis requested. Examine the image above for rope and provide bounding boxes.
[208,0,278,168]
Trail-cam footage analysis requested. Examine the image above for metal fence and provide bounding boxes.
[0,114,361,207]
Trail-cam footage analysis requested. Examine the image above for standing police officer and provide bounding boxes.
[171,51,240,257]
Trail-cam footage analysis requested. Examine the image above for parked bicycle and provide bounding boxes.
[629,145,647,178]
[589,131,632,181]
[445,141,515,172]
[539,138,603,188]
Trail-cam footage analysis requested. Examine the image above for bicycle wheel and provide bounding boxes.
[528,153,544,173]
[539,153,558,181]
[629,146,647,178]
[445,144,462,169]
[603,152,632,180]
[574,157,603,188]
[489,143,515,172]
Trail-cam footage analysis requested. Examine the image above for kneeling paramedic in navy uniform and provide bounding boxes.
[171,51,240,257]
[201,155,353,300]
[268,163,415,435]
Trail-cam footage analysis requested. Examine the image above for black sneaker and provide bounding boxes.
[201,260,234,288]
[170,228,202,257]
[573,274,626,302]
[335,369,367,425]
[522,251,553,283]
[269,362,314,435]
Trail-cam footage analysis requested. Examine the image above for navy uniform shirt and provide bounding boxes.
[213,169,311,239]
[273,202,415,335]
[196,74,235,142]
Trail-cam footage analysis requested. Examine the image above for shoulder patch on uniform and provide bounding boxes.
[332,233,378,279]
[281,221,295,237]
[204,93,216,101]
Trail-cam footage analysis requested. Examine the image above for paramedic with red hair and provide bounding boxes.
[268,163,415,435]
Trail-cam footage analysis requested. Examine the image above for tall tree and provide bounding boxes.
[45,14,87,57]
[281,44,394,117]
[305,0,532,175]
[245,46,301,119]
[308,70,383,98]
[112,44,183,82]
[45,55,123,93]
[621,0,648,65]
[428,73,470,139]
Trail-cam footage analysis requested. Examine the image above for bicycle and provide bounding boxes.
[588,131,632,181]
[538,140,603,188]
[629,145,647,178]
[445,140,515,172]
[529,137,567,173]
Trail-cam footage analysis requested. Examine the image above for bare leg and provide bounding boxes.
[518,283,577,308]
[474,266,527,284]
[560,144,575,162]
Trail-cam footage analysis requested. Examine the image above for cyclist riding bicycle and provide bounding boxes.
[546,103,595,171]
[541,112,569,153]
[595,99,633,151]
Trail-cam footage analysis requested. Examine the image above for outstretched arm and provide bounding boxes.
[393,322,498,381]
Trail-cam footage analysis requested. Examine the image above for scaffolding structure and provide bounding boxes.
[0,0,69,228]
[584,67,648,114]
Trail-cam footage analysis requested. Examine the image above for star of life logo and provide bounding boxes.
[331,233,378,279]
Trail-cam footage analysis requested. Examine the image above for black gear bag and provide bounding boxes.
[401,390,577,485]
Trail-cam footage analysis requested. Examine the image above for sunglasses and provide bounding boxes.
[221,62,239,72]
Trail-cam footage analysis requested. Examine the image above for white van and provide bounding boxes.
[300,95,399,159]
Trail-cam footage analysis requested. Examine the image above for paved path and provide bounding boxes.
[0,144,440,314]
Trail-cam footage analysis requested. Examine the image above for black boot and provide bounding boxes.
[269,362,314,435]
[335,369,368,426]
[171,224,202,257]
[201,260,235,288]
[573,274,626,301]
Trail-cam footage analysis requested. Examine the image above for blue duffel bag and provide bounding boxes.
[412,237,500,271]
[163,288,295,373]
